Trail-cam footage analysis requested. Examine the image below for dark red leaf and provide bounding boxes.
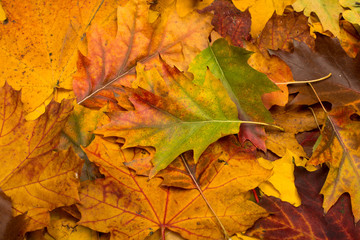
[201,0,251,47]
[246,166,359,239]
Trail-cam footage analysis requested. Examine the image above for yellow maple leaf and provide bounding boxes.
[151,0,214,17]
[0,83,83,231]
[46,209,98,240]
[258,150,301,207]
[292,0,343,38]
[0,0,120,117]
[340,0,360,26]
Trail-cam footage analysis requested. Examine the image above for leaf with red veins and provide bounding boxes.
[200,0,251,47]
[78,136,270,240]
[73,0,213,108]
[158,135,262,190]
[96,62,242,176]
[0,83,83,231]
[246,166,360,239]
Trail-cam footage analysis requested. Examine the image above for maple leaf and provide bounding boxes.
[200,0,282,151]
[245,45,292,109]
[256,9,315,52]
[95,61,242,176]
[59,103,106,154]
[309,106,360,222]
[246,9,314,109]
[265,105,326,161]
[292,0,343,38]
[232,0,295,37]
[189,37,278,123]
[200,0,252,48]
[188,38,278,150]
[0,0,119,115]
[258,150,301,207]
[158,0,215,17]
[78,136,270,240]
[340,0,360,26]
[0,83,83,231]
[270,35,360,112]
[340,20,360,58]
[246,166,360,239]
[58,103,107,181]
[157,135,273,190]
[46,209,98,239]
[73,0,212,108]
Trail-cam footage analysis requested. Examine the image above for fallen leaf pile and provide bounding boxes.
[1,0,359,239]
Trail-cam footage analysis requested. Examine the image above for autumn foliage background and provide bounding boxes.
[0,0,360,239]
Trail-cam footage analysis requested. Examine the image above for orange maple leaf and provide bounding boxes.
[77,136,271,239]
[0,83,83,231]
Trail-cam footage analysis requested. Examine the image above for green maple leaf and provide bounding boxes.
[189,38,278,123]
[95,61,242,177]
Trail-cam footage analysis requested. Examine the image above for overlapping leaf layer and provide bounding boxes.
[1,0,360,239]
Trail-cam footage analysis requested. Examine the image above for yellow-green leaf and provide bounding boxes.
[95,61,242,177]
[292,0,343,37]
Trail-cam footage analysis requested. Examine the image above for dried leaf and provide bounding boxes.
[0,83,83,231]
[149,0,214,18]
[266,105,326,161]
[340,0,360,25]
[0,0,119,115]
[0,189,28,240]
[270,35,360,112]
[258,150,301,207]
[309,106,360,222]
[246,43,292,109]
[73,0,212,108]
[158,135,273,191]
[78,136,270,240]
[96,62,242,176]
[292,0,343,37]
[46,209,98,240]
[232,0,295,37]
[256,10,315,52]
[189,38,278,150]
[246,166,360,239]
[244,9,314,109]
[175,0,215,17]
[0,2,6,22]
[59,103,106,158]
[201,0,252,47]
[340,20,360,58]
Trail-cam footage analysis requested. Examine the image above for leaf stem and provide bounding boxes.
[180,154,232,240]
[240,121,284,131]
[308,83,328,114]
[307,82,355,174]
[308,107,321,131]
[276,73,332,85]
